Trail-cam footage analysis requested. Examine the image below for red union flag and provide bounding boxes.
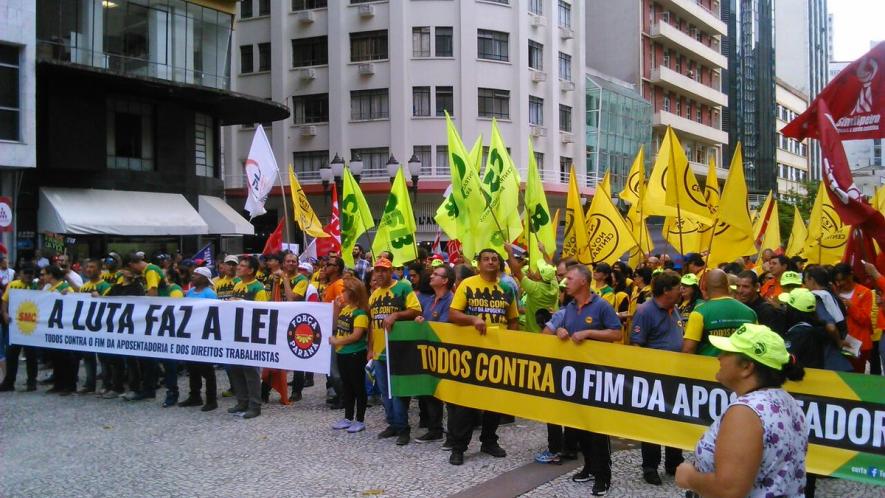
[782,41,885,140]
[317,183,341,257]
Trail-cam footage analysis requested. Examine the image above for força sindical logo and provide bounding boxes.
[286,313,322,359]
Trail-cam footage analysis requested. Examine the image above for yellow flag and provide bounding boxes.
[758,199,781,252]
[524,139,555,271]
[563,165,590,263]
[619,146,645,206]
[445,114,487,261]
[784,206,807,258]
[480,119,523,249]
[752,192,777,247]
[626,173,653,268]
[663,128,713,224]
[706,145,757,267]
[662,216,704,255]
[434,133,480,241]
[288,165,329,238]
[803,182,849,265]
[598,170,611,197]
[372,166,418,264]
[874,185,885,214]
[704,157,720,215]
[585,186,638,264]
[341,166,375,267]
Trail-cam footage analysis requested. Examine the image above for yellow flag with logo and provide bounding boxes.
[524,139,555,271]
[784,206,807,258]
[706,145,756,267]
[434,132,480,242]
[757,199,781,253]
[340,166,375,267]
[479,119,523,250]
[663,128,713,225]
[752,192,778,249]
[704,158,720,215]
[598,170,611,198]
[619,146,645,206]
[288,165,329,238]
[372,166,418,264]
[445,114,487,261]
[626,172,653,268]
[563,165,590,263]
[803,182,849,265]
[584,186,638,264]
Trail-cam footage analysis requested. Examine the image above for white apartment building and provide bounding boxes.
[774,78,810,196]
[223,0,586,242]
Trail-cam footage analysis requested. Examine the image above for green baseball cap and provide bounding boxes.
[778,288,816,313]
[708,323,790,370]
[680,273,699,286]
[537,262,557,283]
[780,271,803,287]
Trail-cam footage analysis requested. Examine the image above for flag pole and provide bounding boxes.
[277,167,292,247]
[669,140,686,258]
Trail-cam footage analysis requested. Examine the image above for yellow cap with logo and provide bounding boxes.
[778,288,816,313]
[708,323,790,370]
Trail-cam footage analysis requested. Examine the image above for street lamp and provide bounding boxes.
[350,153,364,183]
[319,165,333,204]
[330,153,345,193]
[386,155,400,185]
[407,153,421,202]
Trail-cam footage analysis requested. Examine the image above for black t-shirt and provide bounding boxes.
[784,322,828,369]
[748,296,786,336]
[109,282,145,297]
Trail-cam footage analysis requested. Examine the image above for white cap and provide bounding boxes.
[193,266,214,285]
[298,262,314,273]
[223,255,239,264]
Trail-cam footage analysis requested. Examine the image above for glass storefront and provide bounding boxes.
[37,0,232,90]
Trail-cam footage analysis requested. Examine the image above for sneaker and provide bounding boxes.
[201,400,218,412]
[227,403,248,414]
[242,408,261,419]
[572,469,594,483]
[480,444,507,458]
[178,397,203,407]
[221,389,234,398]
[377,426,398,439]
[591,478,611,496]
[642,468,662,486]
[332,419,353,430]
[414,432,445,443]
[347,421,366,433]
[449,450,464,465]
[395,430,411,446]
[535,450,560,464]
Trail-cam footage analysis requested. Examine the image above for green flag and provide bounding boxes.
[340,166,375,267]
[524,139,555,271]
[434,136,481,241]
[372,166,418,264]
[478,119,523,255]
[446,113,487,261]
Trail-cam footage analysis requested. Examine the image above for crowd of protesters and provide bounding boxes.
[2,243,882,497]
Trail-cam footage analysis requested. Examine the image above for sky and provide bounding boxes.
[828,0,885,61]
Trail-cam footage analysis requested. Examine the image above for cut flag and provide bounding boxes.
[563,165,590,263]
[618,147,644,206]
[262,218,285,255]
[524,139,555,271]
[340,166,374,267]
[243,125,278,219]
[288,166,329,238]
[445,113,486,261]
[584,182,638,264]
[706,145,756,267]
[784,206,807,258]
[317,183,342,257]
[372,166,418,265]
[803,181,850,265]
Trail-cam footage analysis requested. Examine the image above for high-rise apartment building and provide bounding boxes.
[586,0,728,186]
[223,0,586,245]
[774,78,810,196]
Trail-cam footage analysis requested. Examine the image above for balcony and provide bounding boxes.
[659,0,727,36]
[649,21,727,69]
[654,110,728,145]
[650,66,727,108]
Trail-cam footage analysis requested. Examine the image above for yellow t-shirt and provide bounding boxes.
[2,280,32,303]
[368,280,421,358]
[450,274,519,327]
[79,279,112,296]
[230,278,269,302]
[142,263,164,292]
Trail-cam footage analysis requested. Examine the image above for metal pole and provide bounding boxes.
[276,167,292,247]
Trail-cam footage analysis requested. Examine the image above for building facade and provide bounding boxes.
[586,0,728,185]
[19,0,286,261]
[774,78,810,196]
[223,0,587,247]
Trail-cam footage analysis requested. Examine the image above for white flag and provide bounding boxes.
[299,238,318,262]
[244,125,279,219]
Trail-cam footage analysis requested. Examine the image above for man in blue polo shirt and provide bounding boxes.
[543,264,621,496]
[630,269,685,486]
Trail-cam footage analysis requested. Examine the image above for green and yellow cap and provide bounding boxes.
[778,287,816,313]
[708,323,790,370]
[680,273,699,286]
[780,271,803,287]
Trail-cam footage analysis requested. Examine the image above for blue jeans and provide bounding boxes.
[374,358,409,431]
[163,360,179,396]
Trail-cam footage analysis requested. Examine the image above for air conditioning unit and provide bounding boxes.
[530,15,547,27]
[359,4,375,17]
[559,26,574,40]
[560,80,575,92]
[300,125,317,136]
[531,71,547,82]
[560,131,574,144]
[299,68,317,80]
[297,10,315,23]
[530,126,547,137]
[358,63,375,75]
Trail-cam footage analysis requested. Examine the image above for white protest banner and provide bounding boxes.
[8,290,333,374]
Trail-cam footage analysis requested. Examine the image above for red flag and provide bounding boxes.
[262,218,284,255]
[447,239,462,263]
[260,369,290,405]
[431,228,442,255]
[843,227,878,288]
[317,183,342,257]
[782,41,885,140]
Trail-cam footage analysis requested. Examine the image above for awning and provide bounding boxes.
[38,187,209,236]
[198,195,254,235]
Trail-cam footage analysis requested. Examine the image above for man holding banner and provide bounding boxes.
[227,256,269,420]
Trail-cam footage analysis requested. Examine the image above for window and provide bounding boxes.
[663,95,671,112]
[240,45,253,73]
[258,0,270,16]
[477,29,509,62]
[558,52,572,81]
[258,43,271,71]
[529,96,544,125]
[529,0,543,16]
[292,36,328,67]
[436,145,449,171]
[559,104,572,132]
[0,45,20,141]
[528,40,543,70]
[412,86,431,117]
[240,0,252,19]
[478,88,510,119]
[292,150,329,180]
[351,147,389,176]
[292,0,327,10]
[350,30,388,62]
[106,98,154,171]
[351,89,389,120]
[195,113,215,177]
[414,145,432,175]
[484,0,510,4]
[662,49,670,68]
[558,1,571,28]
[292,94,329,123]
[413,27,431,57]
[560,156,572,182]
[534,152,544,170]
[436,86,454,117]
[435,27,454,57]
[696,107,702,122]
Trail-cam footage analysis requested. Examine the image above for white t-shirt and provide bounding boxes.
[65,270,84,288]
[0,267,15,289]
